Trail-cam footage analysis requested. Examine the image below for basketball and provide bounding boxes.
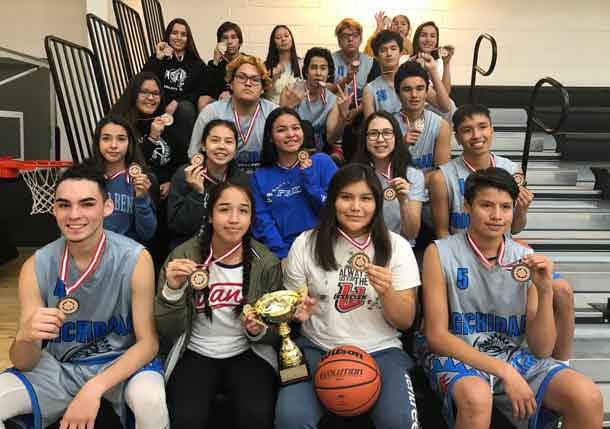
[314,345,381,416]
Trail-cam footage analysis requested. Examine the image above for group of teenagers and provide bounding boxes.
[0,10,604,429]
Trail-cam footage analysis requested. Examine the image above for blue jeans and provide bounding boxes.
[275,337,420,429]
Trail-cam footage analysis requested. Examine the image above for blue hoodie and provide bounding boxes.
[104,172,157,243]
[251,153,337,259]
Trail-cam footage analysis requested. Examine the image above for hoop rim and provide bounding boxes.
[0,157,73,178]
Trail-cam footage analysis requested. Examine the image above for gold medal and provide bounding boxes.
[511,263,531,283]
[128,163,142,179]
[513,173,525,186]
[57,296,80,315]
[350,252,370,272]
[297,150,310,163]
[383,186,397,201]
[189,269,209,290]
[161,113,174,126]
[191,153,204,167]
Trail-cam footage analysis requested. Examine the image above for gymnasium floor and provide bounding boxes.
[0,248,33,370]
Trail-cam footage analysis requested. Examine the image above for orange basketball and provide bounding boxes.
[314,345,381,416]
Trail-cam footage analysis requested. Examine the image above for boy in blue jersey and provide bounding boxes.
[419,167,601,429]
[0,162,168,429]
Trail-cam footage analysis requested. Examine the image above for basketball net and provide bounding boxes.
[20,166,63,214]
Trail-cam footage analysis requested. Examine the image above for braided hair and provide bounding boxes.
[197,181,255,319]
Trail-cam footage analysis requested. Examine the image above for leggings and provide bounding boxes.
[167,348,277,429]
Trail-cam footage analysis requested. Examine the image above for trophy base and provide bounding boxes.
[280,363,310,386]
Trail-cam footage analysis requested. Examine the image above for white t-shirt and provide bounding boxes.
[187,261,249,358]
[284,229,421,353]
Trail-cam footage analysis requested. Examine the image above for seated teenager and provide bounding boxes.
[0,161,168,428]
[188,55,277,174]
[429,104,532,238]
[275,163,421,429]
[112,72,182,199]
[264,25,303,105]
[418,167,601,429]
[251,108,337,260]
[365,11,413,58]
[199,21,245,110]
[168,119,248,249]
[363,30,404,119]
[91,115,157,244]
[295,47,351,154]
[393,61,451,176]
[143,18,204,155]
[354,111,425,244]
[155,181,283,429]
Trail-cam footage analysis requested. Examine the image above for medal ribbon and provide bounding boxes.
[233,103,261,148]
[106,170,130,184]
[399,111,424,131]
[465,233,522,272]
[198,241,243,270]
[462,153,496,173]
[337,228,372,251]
[375,162,392,182]
[201,168,227,185]
[59,232,106,296]
[351,72,359,110]
[307,87,327,105]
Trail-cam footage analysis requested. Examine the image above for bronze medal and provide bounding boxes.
[351,60,360,68]
[128,163,142,179]
[511,263,531,283]
[413,118,425,131]
[191,153,204,167]
[297,150,309,163]
[57,296,80,315]
[163,44,173,57]
[383,186,397,201]
[350,252,370,272]
[189,269,209,290]
[161,113,174,126]
[513,173,525,186]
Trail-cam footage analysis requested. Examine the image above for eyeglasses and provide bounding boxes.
[340,31,361,40]
[234,73,263,86]
[366,129,395,141]
[139,90,161,98]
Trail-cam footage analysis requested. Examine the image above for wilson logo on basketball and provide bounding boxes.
[333,283,366,313]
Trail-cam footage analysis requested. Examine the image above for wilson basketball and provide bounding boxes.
[314,345,381,416]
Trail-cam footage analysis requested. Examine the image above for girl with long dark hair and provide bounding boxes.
[275,163,421,428]
[354,111,424,243]
[167,119,249,249]
[251,107,337,259]
[264,25,303,104]
[90,115,157,243]
[156,181,283,429]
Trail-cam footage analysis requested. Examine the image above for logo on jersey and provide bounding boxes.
[333,282,366,313]
[195,282,243,313]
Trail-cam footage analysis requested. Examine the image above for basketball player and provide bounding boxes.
[418,167,602,429]
[275,164,421,428]
[429,104,532,238]
[188,55,277,174]
[0,162,169,429]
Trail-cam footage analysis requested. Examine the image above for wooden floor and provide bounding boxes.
[0,248,33,370]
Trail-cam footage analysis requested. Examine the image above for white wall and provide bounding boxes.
[147,0,610,87]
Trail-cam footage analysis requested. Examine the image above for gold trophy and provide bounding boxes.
[246,290,310,385]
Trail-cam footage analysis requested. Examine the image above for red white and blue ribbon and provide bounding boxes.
[57,232,106,297]
[337,228,372,251]
[233,103,261,148]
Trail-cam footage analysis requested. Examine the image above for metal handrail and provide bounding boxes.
[521,77,570,176]
[469,33,498,104]
[141,0,165,55]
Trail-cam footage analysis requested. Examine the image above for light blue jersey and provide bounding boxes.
[394,109,442,172]
[332,51,373,104]
[366,76,401,115]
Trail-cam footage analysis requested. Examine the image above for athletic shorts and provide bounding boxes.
[4,350,162,429]
[414,334,568,429]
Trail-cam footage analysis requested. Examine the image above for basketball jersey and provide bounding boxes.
[187,261,249,359]
[435,233,533,353]
[375,166,426,245]
[332,51,374,103]
[34,230,143,363]
[440,154,517,234]
[296,88,336,151]
[188,97,278,174]
[366,76,401,115]
[394,109,442,172]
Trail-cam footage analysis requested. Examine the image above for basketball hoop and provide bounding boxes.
[0,157,73,214]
